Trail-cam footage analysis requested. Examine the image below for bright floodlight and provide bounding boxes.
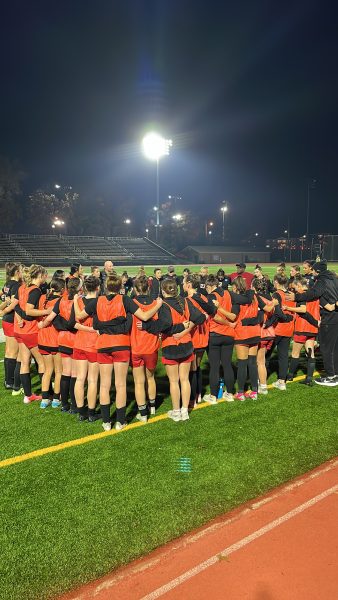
[173,213,182,221]
[142,132,172,161]
[124,219,131,224]
[221,205,228,213]
[55,184,61,189]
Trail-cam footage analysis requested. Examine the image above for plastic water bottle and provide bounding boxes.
[217,378,224,399]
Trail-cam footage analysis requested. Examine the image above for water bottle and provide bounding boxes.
[217,378,225,399]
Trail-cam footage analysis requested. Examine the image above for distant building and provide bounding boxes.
[180,245,271,264]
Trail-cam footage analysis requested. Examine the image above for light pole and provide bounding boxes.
[142,132,172,242]
[205,221,213,239]
[220,204,228,241]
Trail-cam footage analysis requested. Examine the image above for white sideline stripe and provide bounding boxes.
[140,484,338,600]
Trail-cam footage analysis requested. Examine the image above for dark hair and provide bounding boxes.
[70,264,79,276]
[303,259,314,268]
[84,275,100,293]
[291,265,300,272]
[279,262,286,269]
[91,266,99,273]
[154,267,161,274]
[185,273,200,290]
[274,274,289,287]
[255,264,262,271]
[53,269,65,279]
[122,271,128,277]
[133,276,149,294]
[67,277,81,299]
[217,269,225,277]
[206,275,218,288]
[293,276,308,288]
[161,278,185,311]
[49,278,65,294]
[6,262,20,280]
[252,276,269,295]
[232,276,247,294]
[106,275,122,294]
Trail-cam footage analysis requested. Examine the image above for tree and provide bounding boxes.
[0,157,25,232]
[27,184,79,233]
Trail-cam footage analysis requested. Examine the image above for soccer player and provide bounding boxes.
[232,277,260,400]
[131,276,160,421]
[149,267,163,299]
[229,263,254,288]
[270,274,296,391]
[73,275,101,421]
[252,277,277,395]
[0,263,22,392]
[37,278,65,408]
[284,278,320,385]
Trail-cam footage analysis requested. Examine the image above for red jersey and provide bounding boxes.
[74,297,98,354]
[130,298,159,355]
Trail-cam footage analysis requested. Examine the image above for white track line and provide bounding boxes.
[141,484,338,600]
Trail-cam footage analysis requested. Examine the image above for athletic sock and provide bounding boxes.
[138,404,148,417]
[307,358,316,381]
[248,356,258,392]
[4,358,9,384]
[6,358,16,386]
[289,357,299,376]
[79,405,87,417]
[14,361,21,389]
[53,392,60,400]
[189,371,197,402]
[60,375,71,408]
[69,376,77,409]
[21,373,32,397]
[100,404,110,423]
[237,359,248,393]
[196,366,202,396]
[149,399,156,407]
[42,391,50,400]
[48,381,54,396]
[88,408,96,418]
[116,406,126,424]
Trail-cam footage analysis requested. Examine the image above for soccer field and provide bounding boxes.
[1,262,338,599]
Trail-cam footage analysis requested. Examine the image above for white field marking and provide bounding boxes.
[140,484,338,600]
[71,460,338,599]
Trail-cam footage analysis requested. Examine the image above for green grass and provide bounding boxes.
[0,341,337,600]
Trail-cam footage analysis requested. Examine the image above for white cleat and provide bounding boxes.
[203,394,217,404]
[167,409,182,422]
[102,422,112,432]
[272,380,286,391]
[222,392,234,402]
[136,413,148,423]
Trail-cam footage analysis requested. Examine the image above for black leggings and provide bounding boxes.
[208,334,234,395]
[319,312,338,377]
[271,336,291,381]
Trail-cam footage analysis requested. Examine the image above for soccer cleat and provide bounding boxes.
[258,384,268,395]
[167,409,181,422]
[69,407,78,415]
[115,421,127,431]
[314,375,338,387]
[51,399,61,408]
[78,414,88,422]
[61,404,70,412]
[136,413,148,423]
[88,413,101,422]
[203,394,217,404]
[4,382,13,390]
[12,387,23,396]
[102,422,112,432]
[234,392,245,401]
[23,394,42,404]
[180,408,190,421]
[286,374,294,382]
[299,378,314,387]
[272,380,287,391]
[222,392,234,402]
[40,399,51,409]
[197,394,202,404]
[245,390,258,400]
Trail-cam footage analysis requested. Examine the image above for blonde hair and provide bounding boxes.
[29,264,44,281]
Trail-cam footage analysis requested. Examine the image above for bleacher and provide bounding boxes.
[0,235,176,266]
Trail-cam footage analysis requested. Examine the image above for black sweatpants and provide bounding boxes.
[319,312,338,377]
[272,335,291,381]
[208,334,234,396]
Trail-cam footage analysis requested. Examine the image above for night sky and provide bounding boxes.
[1,0,338,239]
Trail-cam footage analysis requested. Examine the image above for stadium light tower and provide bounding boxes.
[220,203,228,241]
[142,132,172,241]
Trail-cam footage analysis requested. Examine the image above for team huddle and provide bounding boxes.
[1,259,337,431]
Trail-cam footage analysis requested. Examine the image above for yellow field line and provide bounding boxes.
[0,373,319,470]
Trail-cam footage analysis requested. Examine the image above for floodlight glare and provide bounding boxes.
[142,132,172,161]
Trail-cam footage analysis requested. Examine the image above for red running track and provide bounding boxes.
[61,458,338,600]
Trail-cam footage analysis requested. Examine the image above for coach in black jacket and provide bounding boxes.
[287,261,338,387]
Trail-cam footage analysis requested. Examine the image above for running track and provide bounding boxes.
[61,458,338,600]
